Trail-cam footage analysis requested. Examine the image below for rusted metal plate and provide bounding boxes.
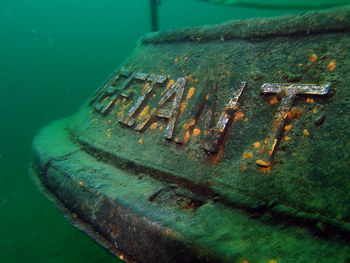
[32,7,350,263]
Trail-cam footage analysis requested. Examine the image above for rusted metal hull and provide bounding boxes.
[32,7,350,263]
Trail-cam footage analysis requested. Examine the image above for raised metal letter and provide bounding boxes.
[157,78,186,139]
[204,81,246,154]
[257,82,330,167]
[119,74,167,126]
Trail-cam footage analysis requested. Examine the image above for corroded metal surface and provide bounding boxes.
[32,6,350,263]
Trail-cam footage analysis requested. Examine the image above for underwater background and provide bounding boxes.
[0,1,346,262]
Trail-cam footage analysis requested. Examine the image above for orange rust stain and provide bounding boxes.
[226,72,231,77]
[328,60,336,71]
[306,98,314,104]
[174,58,178,63]
[269,138,277,156]
[298,63,302,67]
[184,75,196,83]
[244,118,248,122]
[138,106,150,119]
[269,96,279,105]
[167,80,175,88]
[160,79,175,97]
[309,54,318,62]
[180,102,187,114]
[107,134,111,139]
[242,152,253,159]
[118,100,133,114]
[138,138,143,144]
[143,82,150,90]
[79,181,83,186]
[120,255,124,260]
[193,128,201,136]
[159,126,164,131]
[287,109,303,120]
[312,108,318,114]
[284,136,291,141]
[256,159,271,167]
[303,129,310,136]
[150,122,158,130]
[240,165,247,172]
[189,119,196,126]
[186,87,196,100]
[114,99,120,107]
[253,142,261,149]
[234,112,244,121]
[284,124,292,131]
[260,166,272,173]
[183,131,191,142]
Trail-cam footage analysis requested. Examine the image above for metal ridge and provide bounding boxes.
[141,6,350,44]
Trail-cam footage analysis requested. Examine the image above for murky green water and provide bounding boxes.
[0,1,346,262]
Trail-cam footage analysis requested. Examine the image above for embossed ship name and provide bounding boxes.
[90,69,330,167]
